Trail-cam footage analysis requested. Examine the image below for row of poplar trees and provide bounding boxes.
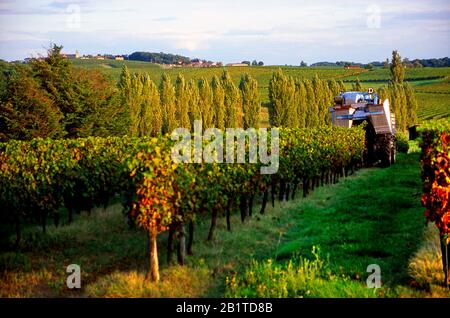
[268,70,346,128]
[378,50,418,132]
[118,66,261,136]
[118,50,417,135]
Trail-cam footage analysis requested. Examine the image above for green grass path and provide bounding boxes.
[273,153,425,291]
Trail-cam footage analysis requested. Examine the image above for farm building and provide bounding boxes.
[344,65,361,70]
[61,50,80,59]
[226,63,249,67]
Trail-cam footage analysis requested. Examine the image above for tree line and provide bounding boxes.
[310,56,450,68]
[0,45,418,144]
[0,45,261,141]
[268,70,345,128]
[128,51,191,65]
[0,45,127,141]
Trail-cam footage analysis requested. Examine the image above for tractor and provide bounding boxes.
[328,88,397,167]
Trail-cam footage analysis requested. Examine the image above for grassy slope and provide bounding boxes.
[1,151,448,297]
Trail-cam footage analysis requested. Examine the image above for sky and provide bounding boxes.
[0,0,449,64]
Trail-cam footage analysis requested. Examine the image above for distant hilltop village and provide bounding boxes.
[61,50,126,61]
[23,50,260,68]
[34,50,239,68]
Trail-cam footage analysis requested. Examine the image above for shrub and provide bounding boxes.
[396,132,409,153]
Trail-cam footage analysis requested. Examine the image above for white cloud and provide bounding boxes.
[0,0,448,63]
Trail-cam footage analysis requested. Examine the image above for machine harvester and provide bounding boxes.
[328,89,397,167]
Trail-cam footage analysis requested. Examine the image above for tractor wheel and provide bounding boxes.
[390,140,397,165]
[379,135,394,167]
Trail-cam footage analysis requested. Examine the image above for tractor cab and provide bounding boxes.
[334,88,378,106]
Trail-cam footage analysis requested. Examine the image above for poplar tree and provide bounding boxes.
[221,70,241,128]
[388,83,399,129]
[127,74,143,137]
[389,83,407,132]
[118,65,133,132]
[323,79,334,124]
[125,74,162,137]
[397,84,408,131]
[141,75,163,136]
[390,50,405,84]
[159,73,177,134]
[285,75,298,128]
[239,73,261,129]
[175,74,190,130]
[328,79,340,97]
[352,77,363,91]
[338,80,346,93]
[198,77,214,129]
[268,69,287,127]
[377,85,390,102]
[303,79,319,127]
[187,79,201,127]
[295,79,307,128]
[268,69,299,128]
[118,65,132,96]
[404,82,418,126]
[211,75,225,130]
[313,74,329,125]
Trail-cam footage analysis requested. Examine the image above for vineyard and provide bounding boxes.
[3,129,449,297]
[342,67,450,82]
[419,120,450,287]
[0,126,365,283]
[0,50,449,298]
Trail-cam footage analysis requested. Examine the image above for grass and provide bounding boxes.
[0,193,305,297]
[277,154,424,282]
[226,151,430,297]
[408,225,448,291]
[225,248,379,298]
[1,148,449,297]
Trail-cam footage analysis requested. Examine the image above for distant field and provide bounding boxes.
[416,92,450,120]
[411,77,450,121]
[73,59,450,121]
[343,67,450,82]
[414,77,450,93]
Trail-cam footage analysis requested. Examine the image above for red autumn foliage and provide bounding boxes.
[420,130,450,238]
